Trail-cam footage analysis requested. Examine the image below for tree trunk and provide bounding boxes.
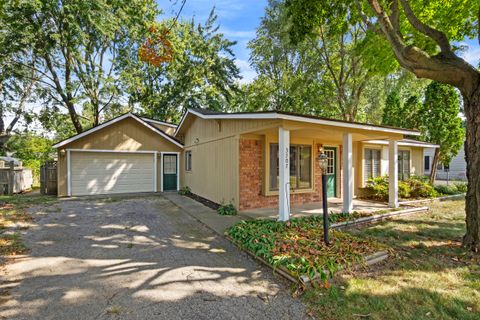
[429,148,440,185]
[463,87,480,251]
[66,100,83,134]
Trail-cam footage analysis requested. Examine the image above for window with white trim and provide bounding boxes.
[364,148,381,183]
[269,144,312,191]
[398,150,411,180]
[185,151,192,171]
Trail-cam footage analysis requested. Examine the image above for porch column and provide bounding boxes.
[278,127,290,221]
[342,133,353,213]
[389,140,399,208]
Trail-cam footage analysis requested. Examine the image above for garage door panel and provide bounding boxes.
[70,152,155,196]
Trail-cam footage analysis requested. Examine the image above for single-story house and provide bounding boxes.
[53,108,438,221]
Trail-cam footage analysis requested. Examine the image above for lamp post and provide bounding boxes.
[318,148,330,245]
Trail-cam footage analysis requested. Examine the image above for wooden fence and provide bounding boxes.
[40,161,57,195]
[0,162,33,195]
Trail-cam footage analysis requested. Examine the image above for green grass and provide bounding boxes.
[303,199,480,320]
[0,193,57,258]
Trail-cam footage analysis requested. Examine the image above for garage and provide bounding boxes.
[70,151,156,196]
[53,113,183,197]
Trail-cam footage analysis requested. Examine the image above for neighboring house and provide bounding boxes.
[53,109,438,220]
[424,144,467,181]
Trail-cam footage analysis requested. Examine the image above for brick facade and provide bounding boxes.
[239,139,324,211]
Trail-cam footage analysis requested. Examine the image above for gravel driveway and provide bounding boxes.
[0,196,307,319]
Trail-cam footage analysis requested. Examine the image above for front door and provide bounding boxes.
[324,147,336,198]
[163,154,178,191]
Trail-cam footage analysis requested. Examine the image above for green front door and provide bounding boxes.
[324,147,336,198]
[163,154,178,191]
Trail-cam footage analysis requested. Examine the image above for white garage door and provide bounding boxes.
[70,152,155,196]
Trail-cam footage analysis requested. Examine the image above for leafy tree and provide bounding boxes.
[246,0,331,115]
[0,7,37,152]
[121,10,241,122]
[382,90,403,127]
[382,91,421,129]
[2,0,159,133]
[421,82,465,184]
[6,133,55,184]
[285,0,480,250]
[247,0,379,121]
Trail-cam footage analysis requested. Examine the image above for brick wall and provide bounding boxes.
[239,139,323,211]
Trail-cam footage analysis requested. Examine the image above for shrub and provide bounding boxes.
[365,176,389,200]
[454,182,467,193]
[178,186,191,196]
[217,202,237,215]
[434,184,463,195]
[398,180,411,198]
[406,177,437,198]
[364,175,437,200]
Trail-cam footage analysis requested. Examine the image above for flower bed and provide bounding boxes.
[226,217,385,282]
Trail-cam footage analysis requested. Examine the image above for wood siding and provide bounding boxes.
[357,143,426,189]
[180,117,280,208]
[57,117,181,196]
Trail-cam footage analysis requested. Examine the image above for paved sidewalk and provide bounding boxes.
[162,192,245,235]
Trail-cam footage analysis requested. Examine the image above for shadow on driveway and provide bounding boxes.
[1,196,307,319]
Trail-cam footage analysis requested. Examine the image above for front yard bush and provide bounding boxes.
[217,202,237,215]
[454,182,467,193]
[178,186,191,196]
[227,217,384,281]
[364,175,437,200]
[434,182,467,195]
[434,184,460,195]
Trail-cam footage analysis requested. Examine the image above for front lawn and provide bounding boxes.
[226,217,385,281]
[303,199,480,320]
[0,193,57,258]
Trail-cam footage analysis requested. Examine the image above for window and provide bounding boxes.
[398,150,411,180]
[437,162,443,170]
[364,149,381,183]
[424,156,430,171]
[269,144,312,191]
[185,151,192,171]
[164,155,177,174]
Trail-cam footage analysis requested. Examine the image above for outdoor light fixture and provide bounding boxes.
[318,150,330,245]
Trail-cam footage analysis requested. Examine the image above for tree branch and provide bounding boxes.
[353,0,382,35]
[399,0,452,54]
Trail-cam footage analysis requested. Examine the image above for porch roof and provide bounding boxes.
[175,108,421,137]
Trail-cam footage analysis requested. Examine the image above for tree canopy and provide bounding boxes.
[121,10,241,123]
[286,0,480,250]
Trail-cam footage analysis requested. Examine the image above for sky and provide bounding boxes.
[158,0,480,83]
[158,0,267,83]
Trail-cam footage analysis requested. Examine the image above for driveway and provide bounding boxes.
[0,196,307,319]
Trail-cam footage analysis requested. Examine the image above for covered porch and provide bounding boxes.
[239,198,390,220]
[238,116,418,221]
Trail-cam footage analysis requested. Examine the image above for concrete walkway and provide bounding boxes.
[163,192,245,235]
[0,196,307,319]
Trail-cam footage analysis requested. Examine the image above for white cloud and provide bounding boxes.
[462,47,480,67]
[235,59,257,84]
[219,28,256,39]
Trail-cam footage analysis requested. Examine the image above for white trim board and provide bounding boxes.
[160,152,181,192]
[141,117,178,128]
[364,140,439,148]
[175,109,421,137]
[53,113,183,149]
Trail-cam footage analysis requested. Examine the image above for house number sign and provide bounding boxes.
[285,147,289,169]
